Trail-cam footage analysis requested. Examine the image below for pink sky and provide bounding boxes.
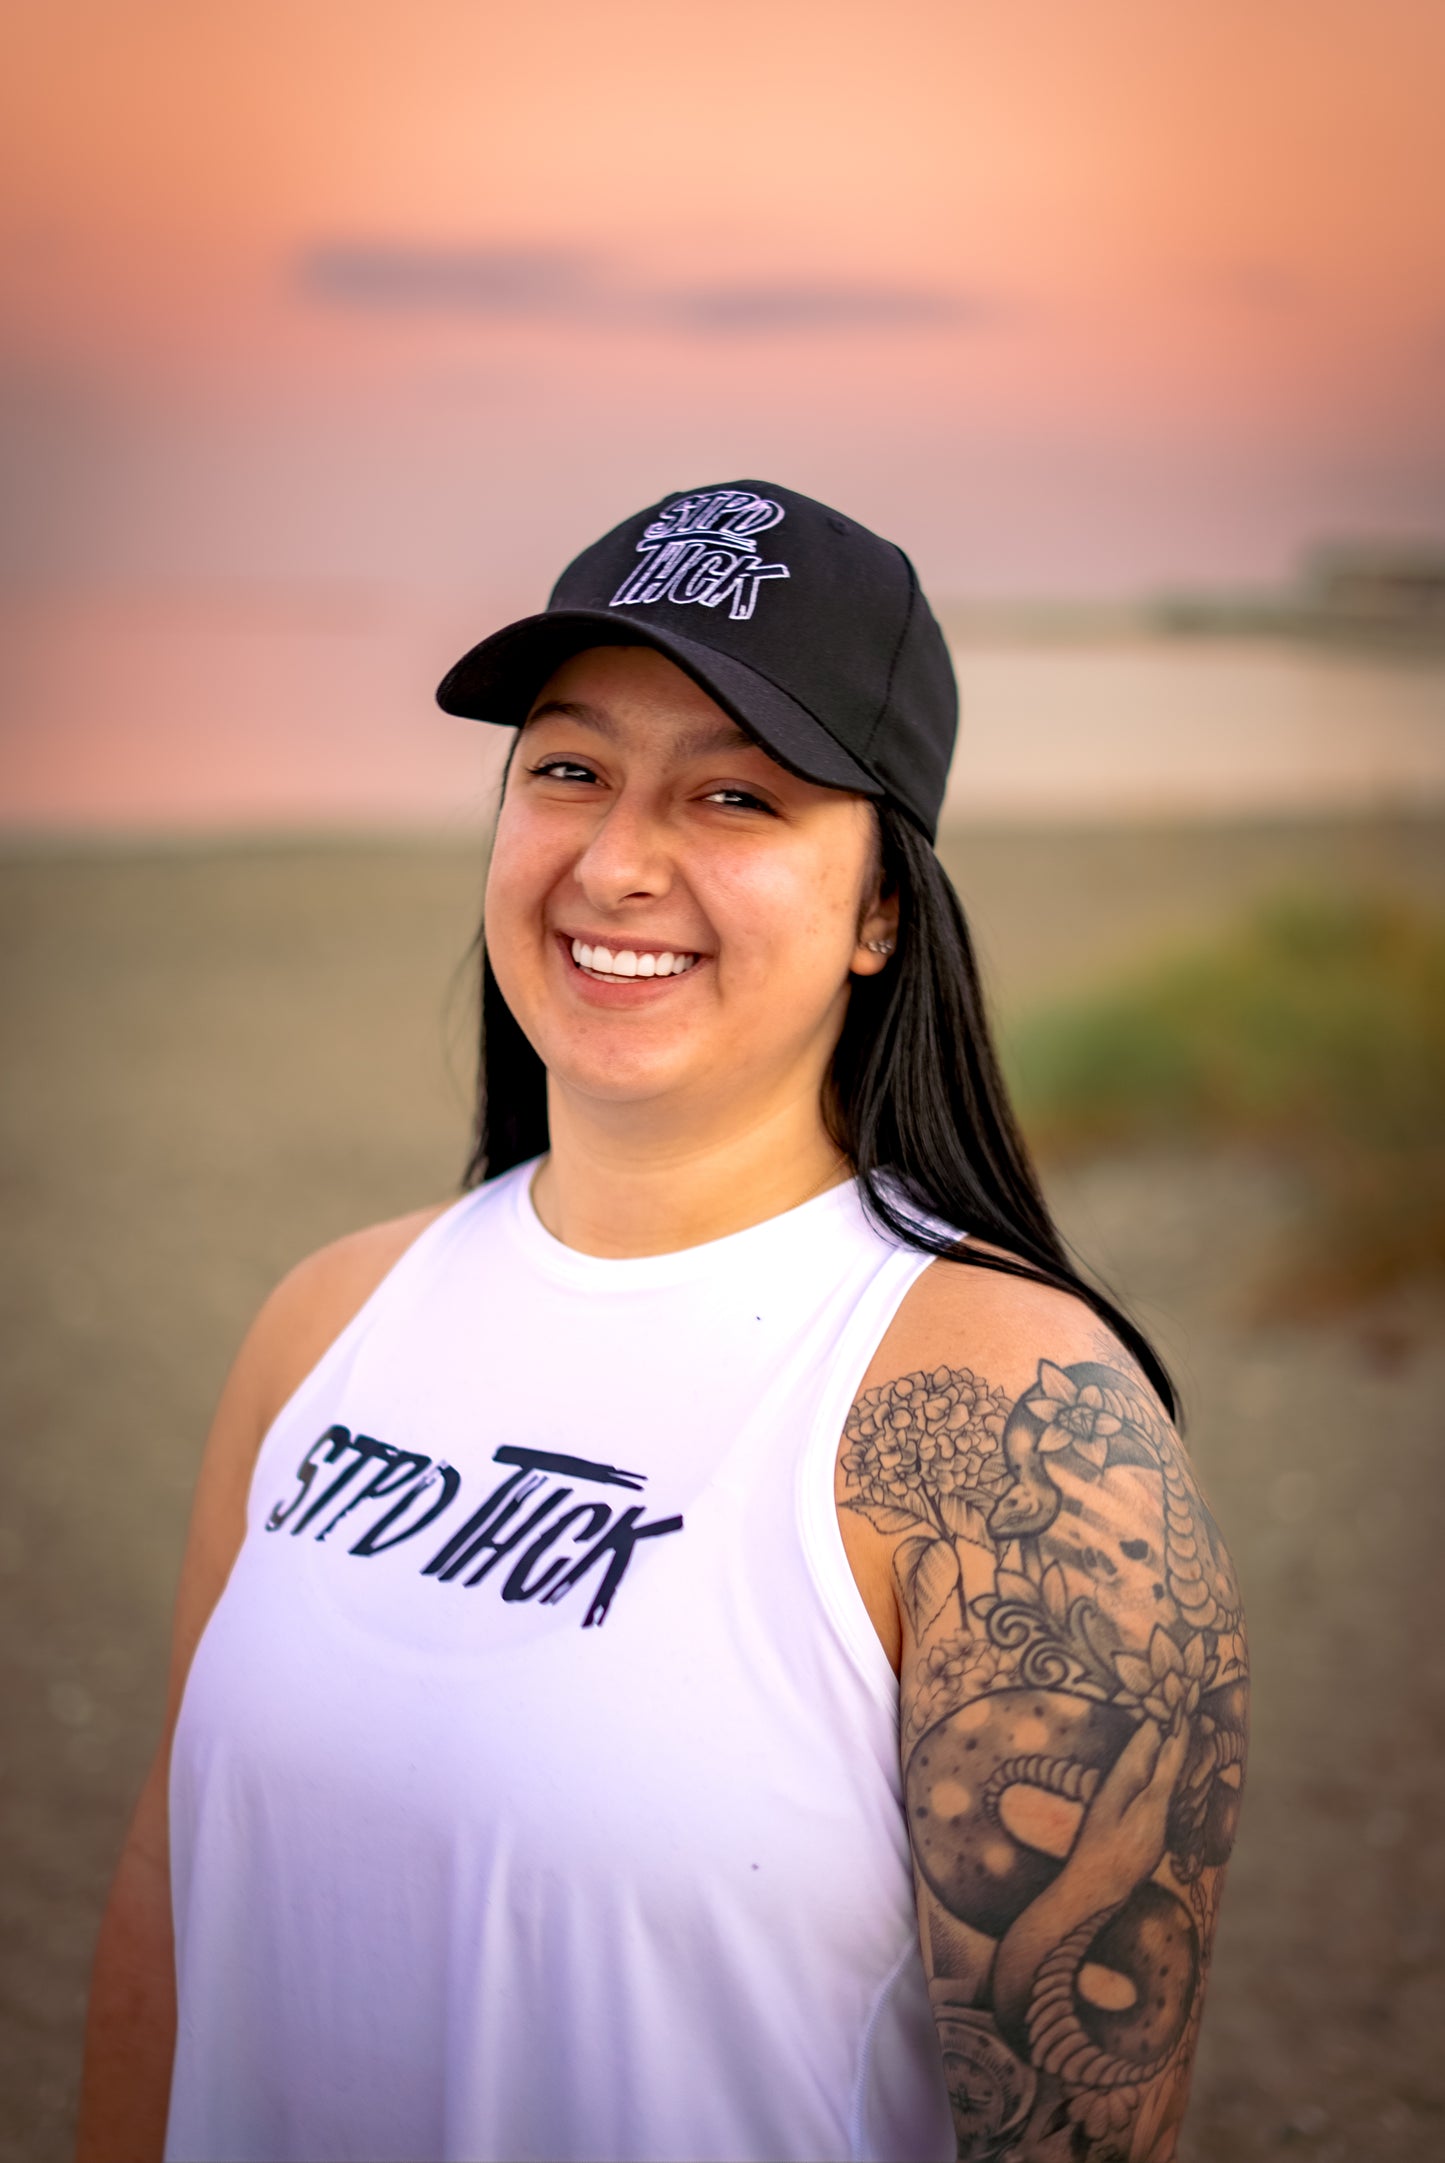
[2,1,1443,825]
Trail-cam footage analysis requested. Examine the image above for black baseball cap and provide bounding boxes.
[436,479,958,839]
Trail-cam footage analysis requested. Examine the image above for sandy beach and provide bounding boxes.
[3,811,1442,2163]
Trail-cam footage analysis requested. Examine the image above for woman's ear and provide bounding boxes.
[851,880,901,978]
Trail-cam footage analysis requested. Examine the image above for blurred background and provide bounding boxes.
[2,4,1442,2159]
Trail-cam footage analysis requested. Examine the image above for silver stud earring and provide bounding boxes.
[865,939,895,955]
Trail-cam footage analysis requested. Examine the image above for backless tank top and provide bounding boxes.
[166,1163,955,2163]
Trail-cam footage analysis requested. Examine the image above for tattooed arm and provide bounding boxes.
[838,1276,1247,2163]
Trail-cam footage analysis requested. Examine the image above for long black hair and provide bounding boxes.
[462,797,1177,1421]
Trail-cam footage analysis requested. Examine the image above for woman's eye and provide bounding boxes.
[527,759,597,784]
[702,786,774,813]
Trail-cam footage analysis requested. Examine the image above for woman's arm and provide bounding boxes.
[74,1314,264,2160]
[74,1752,178,2163]
[839,1264,1248,2162]
[74,1205,447,2162]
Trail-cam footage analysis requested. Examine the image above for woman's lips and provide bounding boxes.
[567,935,700,981]
[555,932,706,993]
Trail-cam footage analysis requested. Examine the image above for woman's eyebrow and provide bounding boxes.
[674,719,757,758]
[522,701,757,760]
[523,697,610,731]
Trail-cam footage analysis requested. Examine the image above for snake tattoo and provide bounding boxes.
[840,1353,1248,2157]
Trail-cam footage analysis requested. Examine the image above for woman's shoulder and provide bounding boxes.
[271,1202,455,1317]
[245,1201,454,1437]
[161,1201,458,1725]
[868,1239,1154,1412]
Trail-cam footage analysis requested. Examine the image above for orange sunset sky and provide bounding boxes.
[4,0,1443,607]
[2,1,1443,829]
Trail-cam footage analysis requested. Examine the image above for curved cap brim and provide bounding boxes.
[435,609,881,800]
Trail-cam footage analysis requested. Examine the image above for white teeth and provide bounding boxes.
[569,938,698,978]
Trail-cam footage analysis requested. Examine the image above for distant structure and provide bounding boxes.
[940,540,1445,651]
[1301,541,1445,633]
[1149,540,1445,647]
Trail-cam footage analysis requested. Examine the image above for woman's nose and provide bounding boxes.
[572,793,674,908]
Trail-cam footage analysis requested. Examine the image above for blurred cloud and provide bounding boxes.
[300,244,590,312]
[659,282,984,335]
[296,241,988,337]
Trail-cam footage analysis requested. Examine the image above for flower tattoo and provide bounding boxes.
[1023,1359,1125,1467]
[841,1365,1010,1530]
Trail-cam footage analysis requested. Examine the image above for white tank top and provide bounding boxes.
[167,1163,955,2163]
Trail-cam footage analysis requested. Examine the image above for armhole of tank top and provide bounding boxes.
[247,1180,500,1476]
[793,1241,948,1718]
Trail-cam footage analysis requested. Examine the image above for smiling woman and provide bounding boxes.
[483,647,894,1249]
[76,482,1245,2163]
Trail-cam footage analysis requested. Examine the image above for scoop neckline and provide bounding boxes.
[504,1157,865,1289]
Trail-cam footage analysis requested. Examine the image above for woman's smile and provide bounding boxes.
[557,931,705,994]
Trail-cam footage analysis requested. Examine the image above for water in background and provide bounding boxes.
[2,589,1442,831]
[946,639,1444,822]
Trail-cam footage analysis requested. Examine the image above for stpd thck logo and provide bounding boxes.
[609,490,791,622]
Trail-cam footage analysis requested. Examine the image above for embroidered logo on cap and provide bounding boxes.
[609,489,791,622]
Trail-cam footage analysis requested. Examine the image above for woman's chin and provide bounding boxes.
[548,1052,702,1111]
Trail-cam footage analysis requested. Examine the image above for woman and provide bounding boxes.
[78,482,1247,2163]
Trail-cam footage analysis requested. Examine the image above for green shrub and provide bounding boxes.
[1007,891,1445,1312]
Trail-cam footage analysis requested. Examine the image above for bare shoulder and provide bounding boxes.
[842,1240,1245,1677]
[159,1201,452,1734]
[863,1243,1158,1406]
[244,1202,453,1438]
[836,1251,1170,1661]
[835,1247,1248,2158]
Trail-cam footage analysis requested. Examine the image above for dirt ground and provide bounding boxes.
[2,813,1442,2163]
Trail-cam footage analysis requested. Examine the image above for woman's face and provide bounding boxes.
[484,644,896,1128]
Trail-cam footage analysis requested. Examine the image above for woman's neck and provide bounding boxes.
[530,1087,851,1258]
